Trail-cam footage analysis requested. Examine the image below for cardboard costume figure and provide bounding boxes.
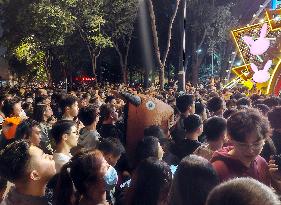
[120,93,174,162]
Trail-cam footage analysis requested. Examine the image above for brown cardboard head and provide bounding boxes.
[125,94,174,162]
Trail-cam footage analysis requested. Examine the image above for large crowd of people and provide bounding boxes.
[0,81,280,205]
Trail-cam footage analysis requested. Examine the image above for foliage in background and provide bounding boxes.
[14,36,48,81]
[186,0,239,84]
[103,0,139,83]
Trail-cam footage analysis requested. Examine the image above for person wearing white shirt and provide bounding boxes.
[51,120,79,172]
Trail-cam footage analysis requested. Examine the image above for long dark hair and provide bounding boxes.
[126,157,172,205]
[54,150,105,205]
[33,103,49,123]
[168,155,219,205]
[135,136,160,167]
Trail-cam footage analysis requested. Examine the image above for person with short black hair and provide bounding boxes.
[263,96,280,108]
[79,93,91,108]
[78,105,100,149]
[2,97,23,118]
[211,109,271,185]
[98,137,125,167]
[144,125,178,165]
[255,104,270,116]
[144,125,166,140]
[105,96,116,106]
[176,95,195,115]
[0,140,56,205]
[171,94,195,143]
[195,102,207,122]
[32,103,55,154]
[207,96,225,117]
[98,104,124,144]
[51,120,78,172]
[226,99,237,109]
[206,178,281,205]
[97,137,126,204]
[59,95,79,121]
[237,97,251,109]
[267,106,281,156]
[34,95,51,106]
[168,155,219,205]
[135,136,164,168]
[14,119,41,147]
[172,114,203,160]
[223,108,238,119]
[194,117,227,160]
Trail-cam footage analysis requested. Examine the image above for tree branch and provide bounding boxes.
[162,0,181,67]
[197,29,207,51]
[147,0,162,69]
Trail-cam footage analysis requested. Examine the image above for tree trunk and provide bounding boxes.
[118,55,128,84]
[92,55,97,77]
[147,0,180,90]
[162,0,181,66]
[192,63,199,85]
[159,66,165,90]
[44,60,52,86]
[147,0,162,81]
[114,41,130,85]
[122,65,128,84]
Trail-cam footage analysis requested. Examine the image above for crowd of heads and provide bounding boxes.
[0,82,280,204]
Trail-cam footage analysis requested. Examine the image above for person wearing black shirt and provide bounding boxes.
[170,94,195,144]
[98,104,125,144]
[172,114,203,160]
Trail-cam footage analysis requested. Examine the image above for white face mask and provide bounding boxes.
[104,165,118,191]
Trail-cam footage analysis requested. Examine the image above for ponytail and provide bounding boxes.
[54,162,76,205]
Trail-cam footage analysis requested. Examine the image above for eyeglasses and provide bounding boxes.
[67,130,79,136]
[233,139,265,151]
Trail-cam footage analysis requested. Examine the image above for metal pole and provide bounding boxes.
[178,0,186,92]
[65,77,68,92]
[211,49,214,76]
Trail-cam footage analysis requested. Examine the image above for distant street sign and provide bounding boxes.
[272,0,281,9]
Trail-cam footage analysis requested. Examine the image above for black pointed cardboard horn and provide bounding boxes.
[120,92,141,106]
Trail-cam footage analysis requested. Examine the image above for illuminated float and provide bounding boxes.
[225,7,281,95]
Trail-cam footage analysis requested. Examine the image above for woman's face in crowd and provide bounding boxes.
[88,155,110,194]
[233,132,265,162]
